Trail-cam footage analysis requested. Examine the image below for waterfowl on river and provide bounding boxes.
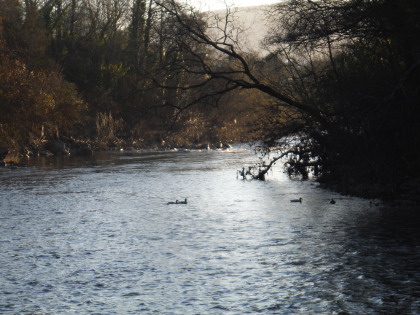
[167,198,187,205]
[290,198,302,203]
[178,198,187,204]
[330,198,336,204]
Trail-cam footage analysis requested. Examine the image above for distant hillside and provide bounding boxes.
[206,4,274,53]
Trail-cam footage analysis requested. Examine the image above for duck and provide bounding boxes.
[167,198,187,205]
[178,198,187,204]
[330,198,336,204]
[290,197,302,203]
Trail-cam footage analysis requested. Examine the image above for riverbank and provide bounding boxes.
[2,139,419,205]
[0,138,233,166]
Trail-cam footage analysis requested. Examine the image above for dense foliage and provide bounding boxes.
[0,0,86,150]
[258,0,420,196]
[0,0,255,153]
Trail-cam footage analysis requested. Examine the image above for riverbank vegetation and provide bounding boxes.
[1,0,419,199]
[0,0,257,156]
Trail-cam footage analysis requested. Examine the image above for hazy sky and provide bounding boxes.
[185,0,280,11]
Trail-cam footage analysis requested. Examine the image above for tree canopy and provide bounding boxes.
[0,0,256,151]
[154,0,420,196]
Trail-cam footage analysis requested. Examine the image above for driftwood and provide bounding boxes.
[237,155,282,181]
[238,146,321,181]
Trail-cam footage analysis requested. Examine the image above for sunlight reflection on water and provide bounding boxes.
[0,148,419,314]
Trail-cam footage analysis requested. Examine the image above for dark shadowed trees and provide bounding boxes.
[263,0,420,194]
[155,0,420,196]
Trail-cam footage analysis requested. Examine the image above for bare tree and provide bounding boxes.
[155,0,420,192]
[152,0,331,178]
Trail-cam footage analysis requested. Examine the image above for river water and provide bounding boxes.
[1,147,419,314]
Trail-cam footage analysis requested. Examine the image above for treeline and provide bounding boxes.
[2,0,420,197]
[0,0,256,155]
[153,0,420,197]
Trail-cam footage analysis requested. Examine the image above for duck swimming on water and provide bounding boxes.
[330,198,336,204]
[290,198,302,203]
[178,198,187,204]
[167,198,187,205]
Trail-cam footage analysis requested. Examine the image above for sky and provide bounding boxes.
[185,0,280,11]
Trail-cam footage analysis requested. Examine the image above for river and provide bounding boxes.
[1,147,419,314]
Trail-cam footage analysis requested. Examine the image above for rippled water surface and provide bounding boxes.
[1,148,420,314]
